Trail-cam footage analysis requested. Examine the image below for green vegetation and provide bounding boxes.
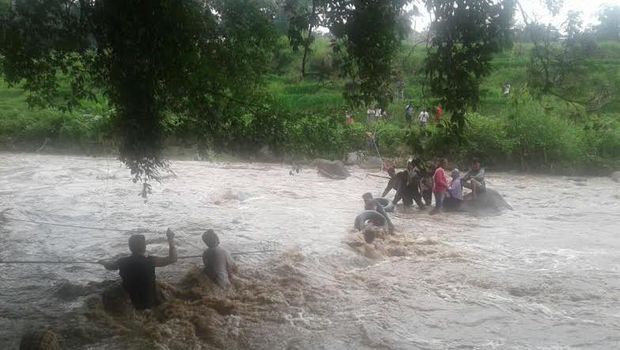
[0,80,113,150]
[2,37,619,173]
[1,1,619,175]
[0,0,417,181]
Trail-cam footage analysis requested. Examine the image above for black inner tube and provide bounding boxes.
[374,197,394,212]
[354,210,387,230]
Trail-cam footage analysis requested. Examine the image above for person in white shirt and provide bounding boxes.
[202,229,237,288]
[418,109,429,127]
[444,168,463,211]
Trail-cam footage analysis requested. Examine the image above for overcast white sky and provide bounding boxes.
[411,0,620,31]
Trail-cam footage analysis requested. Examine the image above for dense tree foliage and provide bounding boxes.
[0,0,277,183]
[284,0,412,107]
[523,8,613,111]
[331,0,412,107]
[424,0,515,134]
[283,0,323,78]
[0,0,416,181]
[4,0,613,180]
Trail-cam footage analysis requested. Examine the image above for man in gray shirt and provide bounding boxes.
[462,158,486,197]
[202,229,237,288]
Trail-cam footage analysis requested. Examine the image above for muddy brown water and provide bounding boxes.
[0,153,619,349]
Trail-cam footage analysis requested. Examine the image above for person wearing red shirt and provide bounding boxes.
[431,158,448,215]
[435,104,443,122]
[345,112,354,125]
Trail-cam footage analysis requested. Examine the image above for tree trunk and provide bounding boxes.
[300,0,316,79]
[301,28,312,78]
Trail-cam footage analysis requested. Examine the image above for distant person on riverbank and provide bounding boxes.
[462,158,486,198]
[435,104,443,122]
[405,102,415,126]
[418,109,429,128]
[431,158,448,215]
[202,229,237,289]
[362,192,395,234]
[345,112,354,125]
[102,229,177,310]
[444,168,463,211]
[503,82,511,96]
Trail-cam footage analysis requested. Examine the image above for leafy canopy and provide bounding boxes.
[0,0,277,183]
[1,0,523,179]
[424,0,515,134]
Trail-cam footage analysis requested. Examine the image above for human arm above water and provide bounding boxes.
[463,168,485,182]
[472,168,485,182]
[150,228,177,267]
[99,253,128,270]
[382,178,395,197]
[102,259,120,271]
[461,170,472,182]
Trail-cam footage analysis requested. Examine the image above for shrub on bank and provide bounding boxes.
[460,113,514,165]
[504,91,589,171]
[1,87,618,174]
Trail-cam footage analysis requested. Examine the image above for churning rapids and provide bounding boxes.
[1,153,619,349]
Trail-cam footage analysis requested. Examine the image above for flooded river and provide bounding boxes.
[1,153,619,349]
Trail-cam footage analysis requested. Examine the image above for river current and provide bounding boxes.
[0,153,619,349]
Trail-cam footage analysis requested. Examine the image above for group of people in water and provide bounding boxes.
[356,158,487,240]
[100,158,486,312]
[101,228,236,310]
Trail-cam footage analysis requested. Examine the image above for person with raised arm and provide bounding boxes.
[102,228,177,310]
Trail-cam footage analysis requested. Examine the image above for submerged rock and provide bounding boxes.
[611,171,620,183]
[460,188,513,214]
[359,156,383,170]
[344,151,363,165]
[311,159,350,179]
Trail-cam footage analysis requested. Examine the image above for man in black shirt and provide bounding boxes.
[381,166,407,198]
[103,229,177,310]
[386,160,426,209]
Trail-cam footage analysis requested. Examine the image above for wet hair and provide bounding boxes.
[471,157,480,165]
[128,234,146,254]
[202,229,220,248]
[362,192,373,200]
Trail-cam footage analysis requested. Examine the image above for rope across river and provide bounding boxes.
[0,250,278,265]
[0,210,278,265]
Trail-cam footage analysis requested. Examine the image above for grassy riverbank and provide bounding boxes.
[1,39,619,174]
